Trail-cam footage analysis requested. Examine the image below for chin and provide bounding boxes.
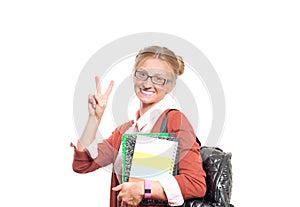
[136,91,163,106]
[139,98,155,105]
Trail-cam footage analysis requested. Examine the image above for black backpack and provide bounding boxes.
[161,109,234,207]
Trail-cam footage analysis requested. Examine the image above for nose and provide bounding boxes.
[143,77,154,88]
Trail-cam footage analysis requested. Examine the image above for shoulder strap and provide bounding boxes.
[160,109,201,146]
[160,109,178,133]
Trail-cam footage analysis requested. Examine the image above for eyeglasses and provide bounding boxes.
[134,69,168,85]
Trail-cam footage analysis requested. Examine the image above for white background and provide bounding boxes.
[1,1,299,206]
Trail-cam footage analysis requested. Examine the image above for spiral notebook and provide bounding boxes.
[122,133,180,205]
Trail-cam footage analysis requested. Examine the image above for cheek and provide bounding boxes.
[156,84,172,94]
[133,79,140,88]
[156,88,168,97]
[164,83,175,93]
[133,79,146,94]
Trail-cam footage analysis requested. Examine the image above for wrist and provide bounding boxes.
[88,114,101,125]
[144,180,151,199]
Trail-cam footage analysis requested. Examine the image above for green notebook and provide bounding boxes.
[121,133,170,183]
[121,133,180,206]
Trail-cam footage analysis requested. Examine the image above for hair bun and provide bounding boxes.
[176,55,185,76]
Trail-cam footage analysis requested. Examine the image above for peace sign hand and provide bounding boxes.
[88,76,114,122]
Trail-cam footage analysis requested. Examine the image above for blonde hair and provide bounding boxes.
[134,46,185,77]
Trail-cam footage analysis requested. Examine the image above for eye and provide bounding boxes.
[155,76,164,81]
[153,76,166,84]
[139,71,147,77]
[135,70,148,80]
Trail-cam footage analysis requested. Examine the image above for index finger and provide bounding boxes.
[95,76,101,94]
[112,183,122,191]
[104,80,114,97]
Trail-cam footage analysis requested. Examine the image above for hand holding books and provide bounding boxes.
[112,181,144,206]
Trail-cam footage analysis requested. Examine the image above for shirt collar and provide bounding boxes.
[135,98,169,132]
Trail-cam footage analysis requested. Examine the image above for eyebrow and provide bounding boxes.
[137,68,170,76]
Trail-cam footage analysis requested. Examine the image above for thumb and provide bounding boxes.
[112,184,123,191]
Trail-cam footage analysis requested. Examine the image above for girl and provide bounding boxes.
[72,46,206,207]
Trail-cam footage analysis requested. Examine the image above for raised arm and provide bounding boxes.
[77,76,114,151]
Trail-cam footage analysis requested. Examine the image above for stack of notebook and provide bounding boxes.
[121,133,180,205]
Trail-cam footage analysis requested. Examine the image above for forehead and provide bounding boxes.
[137,57,173,74]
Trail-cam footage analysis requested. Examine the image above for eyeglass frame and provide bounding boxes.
[133,69,172,86]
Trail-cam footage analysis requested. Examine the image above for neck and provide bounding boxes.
[139,102,156,116]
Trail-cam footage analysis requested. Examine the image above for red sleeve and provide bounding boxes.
[71,121,133,174]
[71,143,101,173]
[169,111,207,200]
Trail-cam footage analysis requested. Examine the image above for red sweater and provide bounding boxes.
[72,110,206,206]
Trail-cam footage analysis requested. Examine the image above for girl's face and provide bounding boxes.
[133,57,175,111]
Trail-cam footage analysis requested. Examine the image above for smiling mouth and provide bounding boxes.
[140,88,155,95]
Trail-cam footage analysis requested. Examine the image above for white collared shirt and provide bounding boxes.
[134,97,169,132]
[114,96,184,206]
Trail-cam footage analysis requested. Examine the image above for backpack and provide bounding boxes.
[161,109,234,207]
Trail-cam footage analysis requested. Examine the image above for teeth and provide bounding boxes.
[141,89,154,95]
